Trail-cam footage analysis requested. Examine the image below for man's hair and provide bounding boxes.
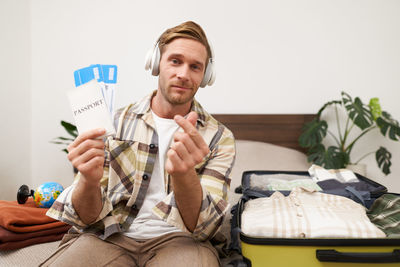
[158,21,211,63]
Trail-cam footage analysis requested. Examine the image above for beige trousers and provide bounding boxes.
[40,232,220,267]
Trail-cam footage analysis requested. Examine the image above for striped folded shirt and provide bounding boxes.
[241,187,385,238]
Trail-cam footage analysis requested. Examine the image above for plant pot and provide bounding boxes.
[346,163,367,176]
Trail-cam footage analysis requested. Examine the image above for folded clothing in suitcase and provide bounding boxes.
[231,170,400,267]
[239,170,387,208]
[241,187,386,239]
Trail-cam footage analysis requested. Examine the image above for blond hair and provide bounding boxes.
[158,21,211,63]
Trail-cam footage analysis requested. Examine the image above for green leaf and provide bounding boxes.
[307,144,326,166]
[324,146,349,169]
[316,100,342,119]
[342,91,373,130]
[50,141,70,145]
[56,136,75,141]
[307,145,348,169]
[376,146,392,175]
[61,121,78,138]
[376,111,400,141]
[369,97,382,121]
[298,119,328,148]
[50,135,75,145]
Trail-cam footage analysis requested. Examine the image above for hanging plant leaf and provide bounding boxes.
[299,119,328,148]
[369,97,382,121]
[342,92,373,130]
[376,146,392,175]
[61,120,78,138]
[376,111,400,141]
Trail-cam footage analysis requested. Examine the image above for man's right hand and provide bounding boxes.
[67,128,106,184]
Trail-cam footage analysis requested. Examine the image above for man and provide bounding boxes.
[42,21,235,266]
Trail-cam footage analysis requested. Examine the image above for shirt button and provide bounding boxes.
[142,174,148,180]
[297,213,303,217]
[149,144,156,149]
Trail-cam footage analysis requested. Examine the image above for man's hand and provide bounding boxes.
[67,128,106,184]
[165,112,209,232]
[68,128,106,225]
[165,112,210,177]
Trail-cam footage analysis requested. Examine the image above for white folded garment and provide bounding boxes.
[241,187,385,239]
[308,164,359,183]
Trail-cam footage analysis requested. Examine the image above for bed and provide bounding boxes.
[0,114,315,266]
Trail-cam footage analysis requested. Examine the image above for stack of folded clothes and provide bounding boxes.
[241,187,387,239]
[0,198,71,250]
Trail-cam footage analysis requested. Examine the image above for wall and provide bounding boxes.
[0,0,31,200]
[1,0,399,200]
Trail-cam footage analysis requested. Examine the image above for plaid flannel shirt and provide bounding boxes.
[47,92,236,241]
[367,194,400,237]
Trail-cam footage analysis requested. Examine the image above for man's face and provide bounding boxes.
[158,38,208,106]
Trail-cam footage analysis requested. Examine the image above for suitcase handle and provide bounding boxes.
[316,249,400,263]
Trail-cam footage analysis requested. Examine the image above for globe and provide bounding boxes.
[33,182,64,208]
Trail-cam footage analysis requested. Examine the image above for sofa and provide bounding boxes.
[0,139,310,266]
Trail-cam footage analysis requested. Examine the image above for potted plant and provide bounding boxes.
[298,91,400,175]
[50,120,78,173]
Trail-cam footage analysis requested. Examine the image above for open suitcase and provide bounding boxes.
[231,170,400,267]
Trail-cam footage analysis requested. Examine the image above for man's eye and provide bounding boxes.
[191,65,201,71]
[171,59,179,64]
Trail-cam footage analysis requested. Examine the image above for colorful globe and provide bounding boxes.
[33,182,64,208]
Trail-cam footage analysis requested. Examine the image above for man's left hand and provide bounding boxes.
[165,111,210,177]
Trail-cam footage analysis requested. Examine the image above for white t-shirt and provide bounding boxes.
[124,110,181,239]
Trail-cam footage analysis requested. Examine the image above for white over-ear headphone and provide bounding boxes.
[144,39,216,88]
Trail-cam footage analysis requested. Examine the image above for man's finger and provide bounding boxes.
[174,114,209,153]
[174,115,199,138]
[70,146,105,168]
[69,128,106,150]
[173,132,197,153]
[186,111,198,127]
[67,139,104,162]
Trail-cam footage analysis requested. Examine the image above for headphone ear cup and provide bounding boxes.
[208,62,216,86]
[150,43,160,76]
[200,59,216,87]
[201,41,216,87]
[144,48,153,71]
[200,61,212,88]
[144,42,160,76]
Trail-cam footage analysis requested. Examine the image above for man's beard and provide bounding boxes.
[160,81,197,105]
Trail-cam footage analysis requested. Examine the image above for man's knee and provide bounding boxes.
[40,234,133,267]
[146,237,220,267]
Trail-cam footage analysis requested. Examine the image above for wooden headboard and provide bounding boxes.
[211,114,316,153]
